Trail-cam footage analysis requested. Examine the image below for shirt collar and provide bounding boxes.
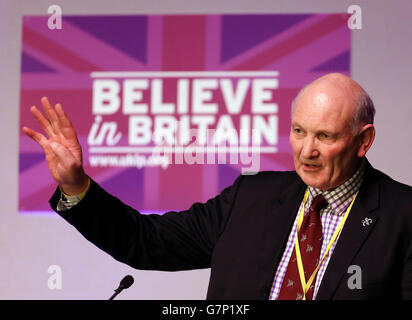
[307,159,365,216]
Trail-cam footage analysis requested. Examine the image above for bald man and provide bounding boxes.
[24,73,412,300]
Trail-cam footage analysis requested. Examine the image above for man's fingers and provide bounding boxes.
[41,97,62,136]
[55,103,71,127]
[23,126,48,146]
[54,103,77,140]
[22,126,56,159]
[30,106,55,138]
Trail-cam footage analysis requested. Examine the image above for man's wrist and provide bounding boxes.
[60,176,90,198]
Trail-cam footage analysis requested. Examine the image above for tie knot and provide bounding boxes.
[310,194,327,212]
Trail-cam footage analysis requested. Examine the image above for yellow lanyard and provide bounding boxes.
[295,188,358,300]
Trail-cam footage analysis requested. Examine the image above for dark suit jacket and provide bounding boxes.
[50,159,412,299]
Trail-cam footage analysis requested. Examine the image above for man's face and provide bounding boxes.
[289,85,361,191]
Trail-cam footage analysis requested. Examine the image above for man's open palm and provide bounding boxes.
[23,97,88,195]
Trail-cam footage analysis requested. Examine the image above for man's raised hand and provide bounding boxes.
[22,97,89,195]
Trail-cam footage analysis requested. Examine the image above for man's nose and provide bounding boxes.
[301,137,319,159]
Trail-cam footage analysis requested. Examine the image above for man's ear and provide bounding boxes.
[357,124,375,157]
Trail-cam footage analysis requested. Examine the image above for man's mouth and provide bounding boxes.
[302,162,321,170]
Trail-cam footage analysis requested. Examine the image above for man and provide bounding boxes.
[23,73,412,299]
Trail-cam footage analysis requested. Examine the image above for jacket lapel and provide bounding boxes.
[258,173,306,289]
[316,162,381,300]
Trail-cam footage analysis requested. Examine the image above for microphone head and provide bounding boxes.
[119,275,134,289]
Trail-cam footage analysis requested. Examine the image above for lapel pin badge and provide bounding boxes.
[361,217,373,226]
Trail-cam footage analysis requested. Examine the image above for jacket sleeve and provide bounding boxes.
[401,201,412,299]
[49,175,244,271]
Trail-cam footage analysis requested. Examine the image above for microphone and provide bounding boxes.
[108,275,134,300]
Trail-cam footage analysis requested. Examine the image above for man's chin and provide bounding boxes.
[297,171,328,190]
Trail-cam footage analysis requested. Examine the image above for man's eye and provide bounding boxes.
[320,133,331,139]
[294,128,302,134]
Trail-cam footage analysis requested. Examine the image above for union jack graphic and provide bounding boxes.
[19,14,350,214]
